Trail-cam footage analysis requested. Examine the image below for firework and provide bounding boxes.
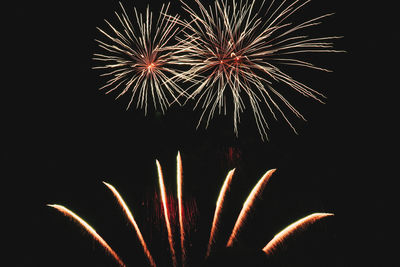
[175,0,341,140]
[206,168,235,258]
[103,182,156,267]
[226,168,276,247]
[262,213,334,255]
[93,3,185,114]
[157,160,178,267]
[176,152,186,266]
[48,152,333,266]
[47,204,126,267]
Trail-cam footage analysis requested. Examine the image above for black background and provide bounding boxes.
[5,0,396,266]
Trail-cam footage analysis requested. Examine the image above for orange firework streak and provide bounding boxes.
[156,160,178,267]
[226,169,276,247]
[47,204,126,267]
[206,168,235,258]
[176,152,186,266]
[262,213,334,254]
[103,182,157,267]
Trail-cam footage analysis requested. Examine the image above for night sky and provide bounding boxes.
[6,0,396,266]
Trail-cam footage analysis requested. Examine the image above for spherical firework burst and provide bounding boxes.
[93,3,184,114]
[175,0,341,140]
[48,152,333,267]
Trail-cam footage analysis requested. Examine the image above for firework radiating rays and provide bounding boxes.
[93,3,185,114]
[175,0,341,140]
[48,152,334,266]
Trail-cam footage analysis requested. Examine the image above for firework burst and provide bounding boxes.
[93,3,185,114]
[175,0,341,140]
[48,152,333,266]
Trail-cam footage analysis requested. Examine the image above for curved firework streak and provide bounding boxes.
[103,182,157,267]
[174,0,342,140]
[226,168,276,247]
[93,3,185,114]
[262,213,334,255]
[48,152,334,266]
[206,168,235,258]
[47,204,126,267]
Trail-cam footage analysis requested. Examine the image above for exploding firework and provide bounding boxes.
[174,0,341,140]
[93,3,185,114]
[48,152,333,266]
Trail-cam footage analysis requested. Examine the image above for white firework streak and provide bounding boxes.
[93,3,186,114]
[174,0,342,140]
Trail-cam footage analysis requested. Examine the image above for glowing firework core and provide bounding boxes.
[148,63,155,68]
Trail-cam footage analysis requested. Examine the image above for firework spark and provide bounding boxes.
[47,204,126,267]
[206,168,235,258]
[176,152,186,266]
[262,213,334,255]
[156,160,178,267]
[226,169,276,247]
[93,3,185,114]
[103,182,156,267]
[175,0,341,140]
[48,153,333,266]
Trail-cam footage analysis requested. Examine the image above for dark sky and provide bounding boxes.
[5,0,396,266]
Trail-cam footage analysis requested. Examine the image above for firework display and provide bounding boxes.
[47,0,339,265]
[48,152,333,266]
[93,0,340,140]
[175,0,339,140]
[93,3,184,114]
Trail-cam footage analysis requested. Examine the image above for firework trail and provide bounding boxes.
[156,160,178,267]
[262,213,334,254]
[226,169,276,247]
[206,168,235,258]
[46,204,125,267]
[103,182,156,267]
[176,152,186,266]
[175,0,341,140]
[93,3,185,114]
[48,153,334,265]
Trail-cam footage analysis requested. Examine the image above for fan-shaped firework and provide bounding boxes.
[93,3,184,114]
[48,152,333,266]
[175,0,341,140]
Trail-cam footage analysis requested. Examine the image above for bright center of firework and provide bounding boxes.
[147,63,155,70]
